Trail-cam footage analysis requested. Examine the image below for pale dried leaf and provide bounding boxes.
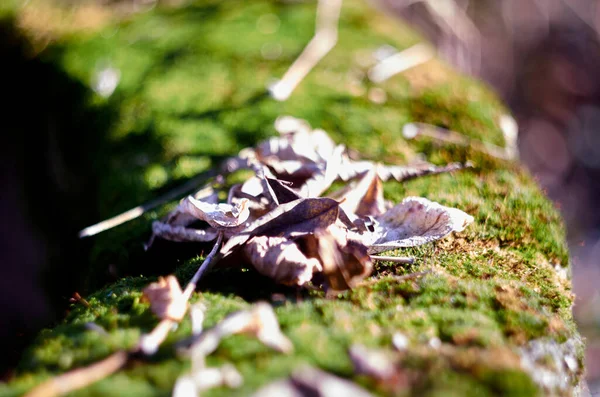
[366,197,474,253]
[142,275,187,321]
[173,365,242,397]
[244,236,322,286]
[336,168,387,218]
[181,196,250,228]
[251,366,375,397]
[150,221,219,243]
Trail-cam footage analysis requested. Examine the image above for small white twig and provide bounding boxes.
[78,172,217,238]
[370,255,415,264]
[368,43,434,83]
[268,0,342,101]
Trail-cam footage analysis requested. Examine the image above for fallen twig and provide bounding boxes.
[78,171,218,238]
[25,236,225,397]
[368,43,434,83]
[268,0,342,101]
[403,122,515,161]
[370,255,414,264]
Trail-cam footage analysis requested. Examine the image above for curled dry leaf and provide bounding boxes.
[308,225,372,293]
[244,236,322,286]
[181,196,250,228]
[366,196,474,253]
[142,275,187,321]
[251,366,375,397]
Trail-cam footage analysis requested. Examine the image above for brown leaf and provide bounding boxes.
[265,177,302,205]
[307,225,373,293]
[142,275,187,321]
[365,196,474,253]
[180,196,250,228]
[334,168,387,218]
[221,198,340,257]
[244,236,322,286]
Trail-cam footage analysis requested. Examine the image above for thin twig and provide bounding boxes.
[368,43,434,83]
[183,232,224,299]
[268,0,342,101]
[359,270,431,287]
[24,351,129,397]
[78,170,217,238]
[403,122,514,161]
[27,235,225,396]
[139,233,224,355]
[370,255,415,264]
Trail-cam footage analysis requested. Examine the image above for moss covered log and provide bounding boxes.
[1,0,584,396]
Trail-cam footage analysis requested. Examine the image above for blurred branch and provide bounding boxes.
[268,0,342,101]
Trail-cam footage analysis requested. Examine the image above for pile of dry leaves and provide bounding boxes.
[149,115,473,293]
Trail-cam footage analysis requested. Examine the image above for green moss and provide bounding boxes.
[1,0,582,396]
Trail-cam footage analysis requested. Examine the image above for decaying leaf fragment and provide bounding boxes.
[173,364,243,397]
[349,344,409,393]
[182,302,294,357]
[251,366,375,397]
[244,236,322,286]
[366,196,474,253]
[307,225,373,292]
[142,275,187,321]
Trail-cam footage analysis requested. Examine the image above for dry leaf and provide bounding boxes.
[181,196,250,228]
[221,198,340,257]
[244,236,322,286]
[251,366,375,397]
[366,196,474,253]
[310,225,373,292]
[142,275,187,321]
[334,168,387,218]
[265,177,302,205]
[150,222,219,243]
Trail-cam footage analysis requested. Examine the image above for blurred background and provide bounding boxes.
[379,0,600,392]
[1,0,599,392]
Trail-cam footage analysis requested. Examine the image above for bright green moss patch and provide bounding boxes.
[1,0,582,396]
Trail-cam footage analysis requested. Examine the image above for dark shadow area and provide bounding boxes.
[0,17,111,377]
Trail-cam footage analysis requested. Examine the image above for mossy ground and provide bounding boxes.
[0,0,582,396]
